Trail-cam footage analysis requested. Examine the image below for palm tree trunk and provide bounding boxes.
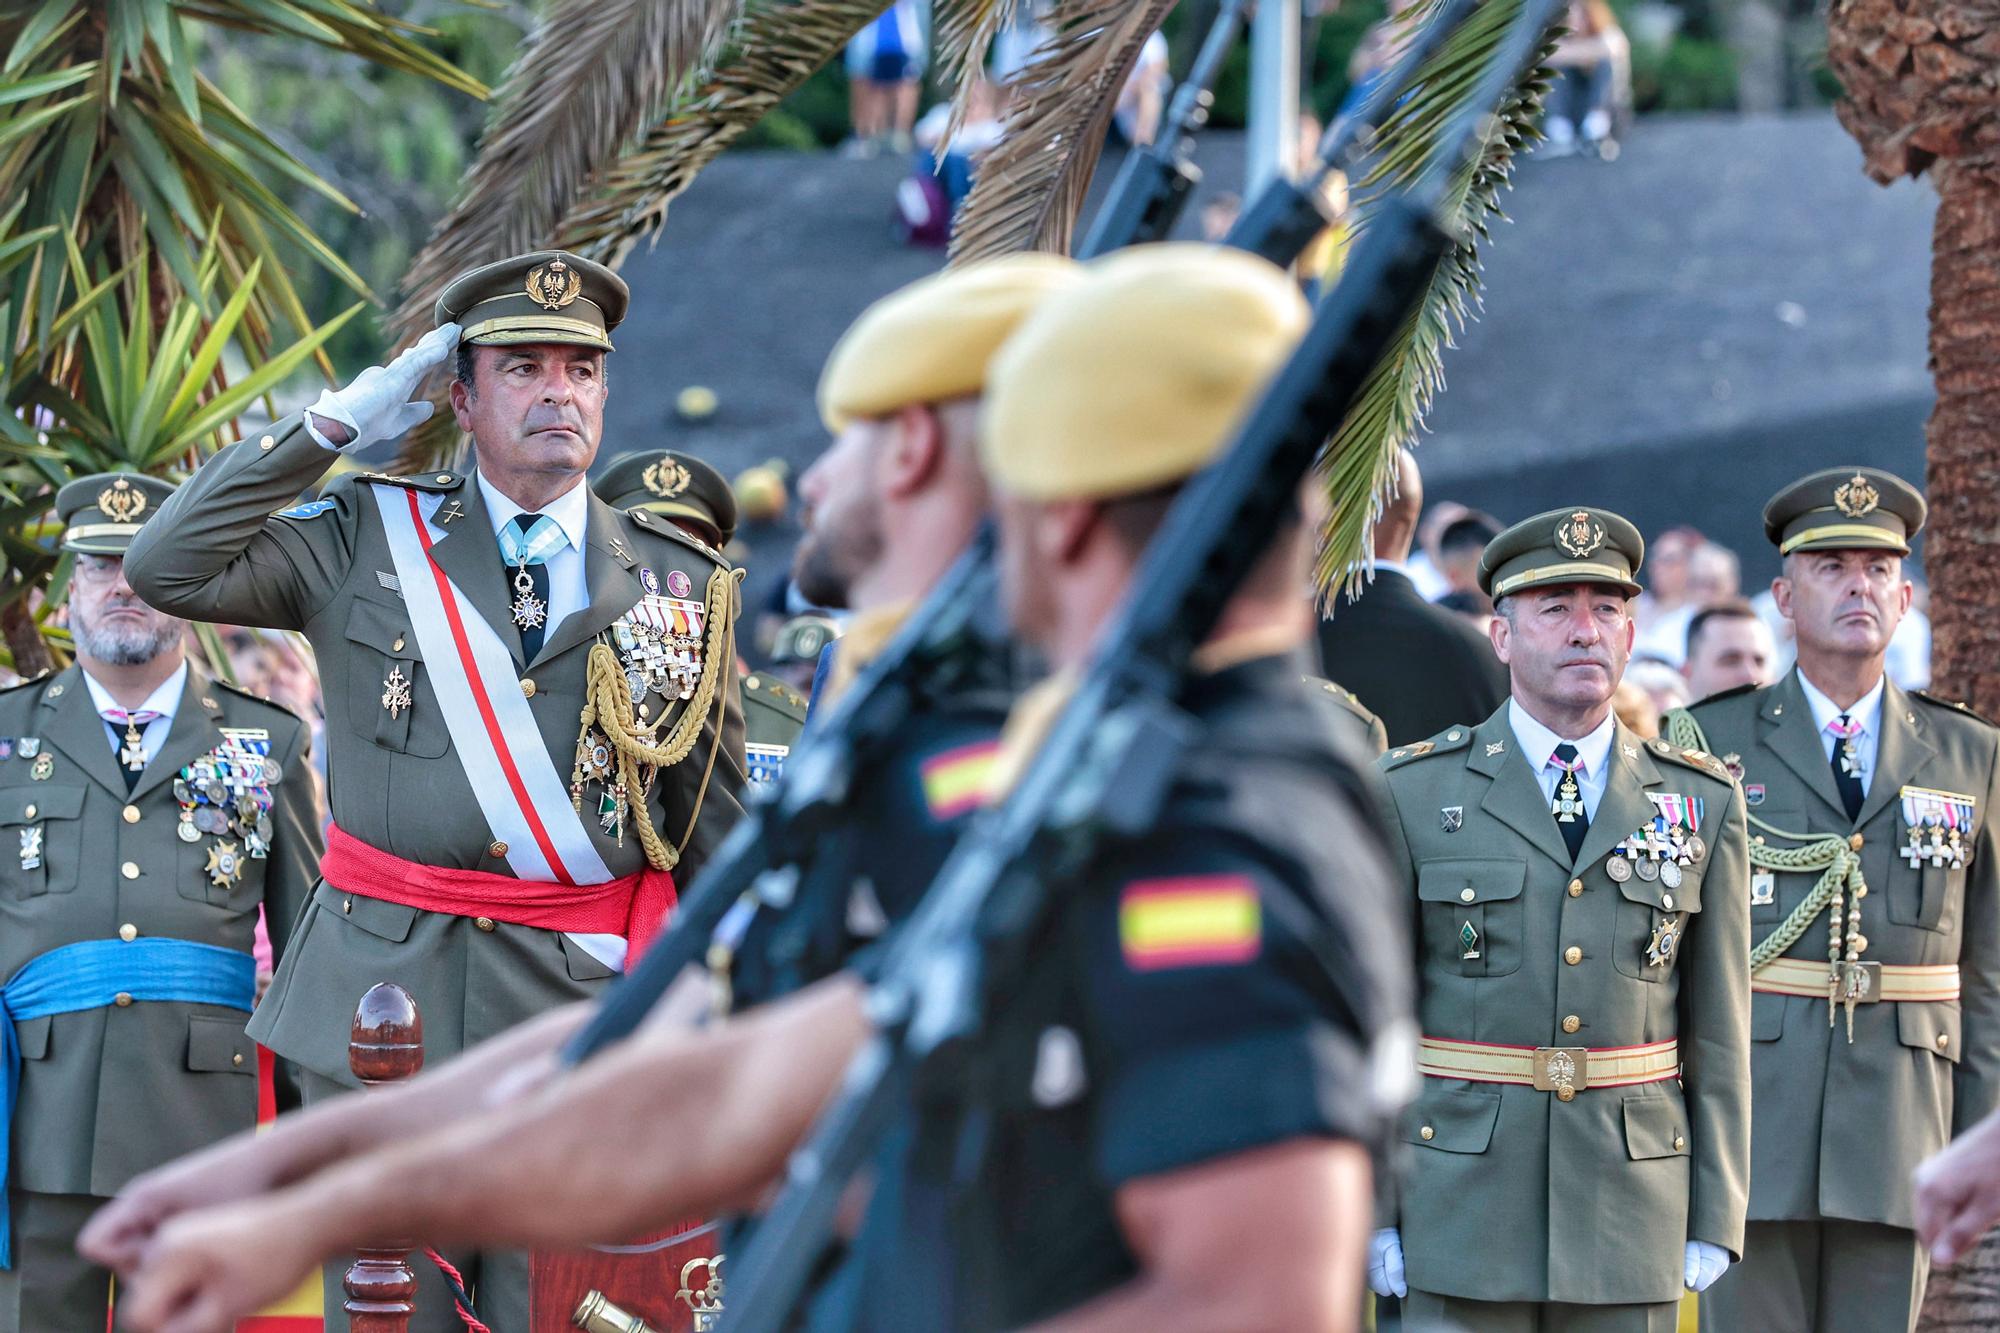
[1918,150,2000,1332]
[1,599,52,680]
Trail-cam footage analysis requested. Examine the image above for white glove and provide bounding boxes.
[305,322,460,451]
[1368,1227,1408,1298]
[1684,1239,1730,1292]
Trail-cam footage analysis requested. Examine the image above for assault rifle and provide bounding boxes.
[718,0,1571,1323]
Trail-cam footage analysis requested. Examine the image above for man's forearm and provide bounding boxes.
[279,977,869,1258]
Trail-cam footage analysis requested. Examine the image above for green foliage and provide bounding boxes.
[1629,31,1738,111]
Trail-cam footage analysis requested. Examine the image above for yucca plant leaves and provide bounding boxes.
[1311,0,1557,601]
[948,0,1178,264]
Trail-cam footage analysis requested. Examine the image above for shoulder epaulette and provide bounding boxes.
[1647,735,1732,781]
[212,677,309,725]
[742,672,808,720]
[1303,674,1373,716]
[1915,690,1998,727]
[626,505,731,568]
[358,470,462,493]
[1384,724,1474,769]
[0,671,49,698]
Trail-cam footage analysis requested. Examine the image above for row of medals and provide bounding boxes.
[173,736,277,887]
[568,618,704,843]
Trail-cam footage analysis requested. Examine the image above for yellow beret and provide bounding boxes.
[981,244,1308,501]
[817,254,1084,433]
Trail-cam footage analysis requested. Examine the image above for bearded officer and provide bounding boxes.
[0,475,317,1331]
[1371,508,1750,1332]
[122,251,745,1330]
[1668,467,2000,1333]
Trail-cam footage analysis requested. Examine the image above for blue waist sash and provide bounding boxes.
[0,938,255,1267]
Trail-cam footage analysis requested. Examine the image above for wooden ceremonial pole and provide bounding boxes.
[342,984,425,1332]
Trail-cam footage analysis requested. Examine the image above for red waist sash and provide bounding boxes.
[322,824,674,963]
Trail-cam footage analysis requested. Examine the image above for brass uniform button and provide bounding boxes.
[393,636,405,652]
[488,841,508,859]
[1460,887,1476,903]
[1556,1086,1576,1102]
[520,679,536,699]
[1562,1015,1581,1034]
[259,435,275,451]
[122,805,140,824]
[1420,1125,1435,1141]
[1850,833,1865,851]
[22,804,35,820]
[343,897,353,913]
[1567,879,1583,898]
[1674,1134,1686,1151]
[232,1052,245,1066]
[118,924,138,942]
[1662,893,1675,910]
[1938,1033,1951,1051]
[474,916,497,933]
[121,861,139,880]
[1564,946,1583,965]
[114,992,132,1007]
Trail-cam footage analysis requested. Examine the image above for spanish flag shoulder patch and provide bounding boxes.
[919,738,1002,819]
[1119,874,1262,972]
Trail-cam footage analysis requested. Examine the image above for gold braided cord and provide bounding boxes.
[578,565,739,871]
[1664,707,1871,1036]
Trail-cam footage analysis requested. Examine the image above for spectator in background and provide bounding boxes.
[1613,678,1662,738]
[1437,587,1496,632]
[1407,499,1470,600]
[1435,510,1503,599]
[1626,656,1692,718]
[900,75,1005,245]
[1542,0,1630,159]
[1636,524,1699,630]
[844,1,927,159]
[1342,0,1423,115]
[1683,597,1778,701]
[1113,28,1170,147]
[1316,450,1509,746]
[989,0,1052,89]
[1635,530,1737,665]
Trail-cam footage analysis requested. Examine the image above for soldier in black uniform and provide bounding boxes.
[103,246,1414,1333]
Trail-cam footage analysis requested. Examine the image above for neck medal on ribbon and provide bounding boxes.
[173,727,278,885]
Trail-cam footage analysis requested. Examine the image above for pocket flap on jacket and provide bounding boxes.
[1622,1093,1691,1160]
[1402,1085,1502,1154]
[315,881,417,943]
[1417,859,1527,906]
[186,1015,256,1074]
[1898,1000,1961,1065]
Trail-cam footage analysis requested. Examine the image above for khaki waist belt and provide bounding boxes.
[1417,1037,1680,1101]
[1753,957,1960,1003]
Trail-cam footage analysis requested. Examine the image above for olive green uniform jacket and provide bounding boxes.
[124,417,745,1087]
[0,664,318,1195]
[1679,670,2000,1230]
[1377,706,1751,1305]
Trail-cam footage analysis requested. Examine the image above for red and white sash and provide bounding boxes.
[371,485,614,893]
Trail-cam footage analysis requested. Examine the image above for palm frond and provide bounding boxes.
[388,0,744,351]
[555,0,889,266]
[1312,0,1556,601]
[948,0,1174,265]
[929,0,1019,148]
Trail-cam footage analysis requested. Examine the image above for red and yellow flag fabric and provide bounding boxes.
[1118,875,1262,971]
[919,739,1002,819]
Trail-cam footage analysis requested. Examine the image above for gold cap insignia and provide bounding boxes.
[524,259,582,311]
[98,477,146,525]
[643,458,693,499]
[1554,509,1606,559]
[1834,472,1881,519]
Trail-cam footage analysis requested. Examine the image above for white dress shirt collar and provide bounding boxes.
[82,660,187,724]
[1796,668,1886,741]
[477,473,589,556]
[1508,697,1615,779]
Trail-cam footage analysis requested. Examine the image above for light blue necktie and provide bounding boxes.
[498,513,566,568]
[499,514,565,658]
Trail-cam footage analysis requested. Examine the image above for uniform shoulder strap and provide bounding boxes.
[1914,689,1999,728]
[1382,724,1474,770]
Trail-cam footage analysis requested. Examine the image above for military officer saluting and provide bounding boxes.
[1671,468,2000,1333]
[1371,508,1751,1332]
[0,475,317,1331]
[123,252,744,1329]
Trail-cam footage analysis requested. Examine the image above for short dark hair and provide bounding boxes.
[1438,512,1502,557]
[1686,596,1759,659]
[1438,588,1494,618]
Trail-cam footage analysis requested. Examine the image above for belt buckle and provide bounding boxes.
[1839,961,1883,1004]
[1533,1046,1590,1099]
